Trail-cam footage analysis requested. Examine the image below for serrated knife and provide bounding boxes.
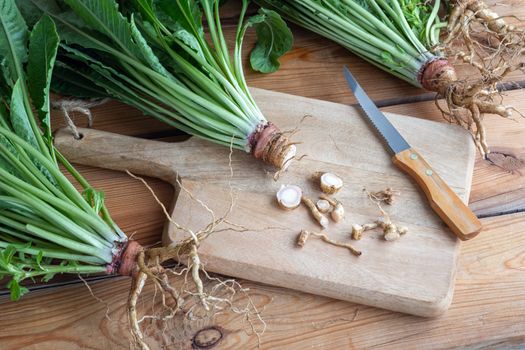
[343,66,482,241]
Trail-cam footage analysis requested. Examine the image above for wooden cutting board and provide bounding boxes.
[54,88,476,317]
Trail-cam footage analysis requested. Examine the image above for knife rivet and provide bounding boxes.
[410,153,418,160]
[426,169,433,176]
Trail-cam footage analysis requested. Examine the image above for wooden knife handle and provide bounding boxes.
[393,148,482,241]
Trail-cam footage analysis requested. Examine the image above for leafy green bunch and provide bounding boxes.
[256,0,447,86]
[21,0,292,153]
[0,0,124,301]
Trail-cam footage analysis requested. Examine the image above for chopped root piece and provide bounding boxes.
[316,199,331,213]
[351,220,408,242]
[320,194,345,223]
[368,188,400,206]
[382,223,400,242]
[319,172,343,194]
[351,223,379,240]
[296,230,361,256]
[302,197,329,229]
[376,219,408,242]
[276,184,303,210]
[296,230,310,247]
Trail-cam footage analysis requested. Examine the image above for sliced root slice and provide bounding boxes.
[295,230,361,256]
[320,194,345,223]
[316,199,331,213]
[319,172,343,194]
[302,197,329,229]
[276,185,303,210]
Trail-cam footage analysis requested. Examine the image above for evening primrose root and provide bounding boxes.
[367,188,400,206]
[319,194,345,223]
[352,188,408,242]
[276,185,303,210]
[125,171,265,349]
[437,0,525,157]
[296,230,361,256]
[313,172,343,194]
[316,199,331,213]
[351,223,379,240]
[351,220,408,242]
[302,197,329,229]
[377,219,408,242]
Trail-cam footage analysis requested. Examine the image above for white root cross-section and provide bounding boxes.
[276,185,303,210]
[320,173,343,194]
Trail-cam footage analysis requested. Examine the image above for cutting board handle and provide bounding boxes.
[393,148,482,241]
[54,128,182,184]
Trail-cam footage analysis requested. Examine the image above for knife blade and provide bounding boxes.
[343,66,482,241]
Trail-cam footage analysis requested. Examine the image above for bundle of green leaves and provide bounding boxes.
[21,0,296,169]
[255,0,522,157]
[256,0,447,87]
[0,1,128,301]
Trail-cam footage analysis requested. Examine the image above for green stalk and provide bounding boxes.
[26,225,111,262]
[256,0,448,87]
[28,0,289,157]
[23,265,107,278]
[0,4,128,301]
[0,241,104,265]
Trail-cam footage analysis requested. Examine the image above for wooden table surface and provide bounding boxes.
[2,1,525,349]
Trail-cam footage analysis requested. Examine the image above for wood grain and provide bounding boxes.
[54,90,525,220]
[2,0,523,348]
[0,214,523,350]
[54,87,477,317]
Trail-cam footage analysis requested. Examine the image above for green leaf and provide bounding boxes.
[27,15,59,139]
[0,134,21,176]
[63,0,140,58]
[42,272,55,282]
[52,60,107,98]
[10,79,39,149]
[7,278,28,301]
[36,250,43,266]
[0,0,29,84]
[129,15,172,78]
[155,0,203,37]
[16,0,62,27]
[248,8,292,74]
[2,245,16,264]
[82,187,105,214]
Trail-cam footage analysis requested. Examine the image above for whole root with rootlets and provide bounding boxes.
[114,169,265,349]
[116,240,205,350]
[427,0,525,158]
[116,235,265,350]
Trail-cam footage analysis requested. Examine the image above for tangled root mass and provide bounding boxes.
[428,0,525,158]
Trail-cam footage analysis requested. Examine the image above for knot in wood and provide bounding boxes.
[192,326,224,349]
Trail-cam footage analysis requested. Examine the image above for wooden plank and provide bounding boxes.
[55,87,525,219]
[2,0,522,347]
[239,0,525,105]
[50,1,525,137]
[54,87,477,317]
[0,213,523,349]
